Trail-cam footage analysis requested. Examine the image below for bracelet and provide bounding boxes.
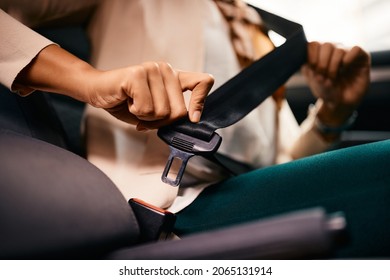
[314,110,358,135]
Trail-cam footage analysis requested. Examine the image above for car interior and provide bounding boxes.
[0,0,389,260]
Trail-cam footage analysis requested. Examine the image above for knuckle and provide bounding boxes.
[334,47,345,55]
[157,61,173,72]
[352,45,361,51]
[130,65,147,79]
[203,73,215,85]
[351,45,363,54]
[323,42,334,49]
[139,106,154,117]
[171,107,187,120]
[308,41,320,51]
[310,41,320,46]
[155,107,171,119]
[142,61,160,73]
[192,93,206,105]
[132,105,153,117]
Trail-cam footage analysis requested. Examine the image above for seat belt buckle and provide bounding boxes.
[129,198,176,242]
[157,128,222,187]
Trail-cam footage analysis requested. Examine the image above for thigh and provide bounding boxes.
[175,140,390,258]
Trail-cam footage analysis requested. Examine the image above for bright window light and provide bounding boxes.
[246,0,390,52]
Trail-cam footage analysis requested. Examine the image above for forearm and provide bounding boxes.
[13,44,98,103]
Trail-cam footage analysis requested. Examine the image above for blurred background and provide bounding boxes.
[246,0,390,52]
[245,0,390,144]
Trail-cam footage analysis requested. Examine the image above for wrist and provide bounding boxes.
[60,60,99,103]
[309,101,358,142]
[84,68,129,109]
[316,99,356,126]
[71,63,103,104]
[315,110,358,134]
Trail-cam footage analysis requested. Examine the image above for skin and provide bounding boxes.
[303,42,371,141]
[14,44,215,131]
[14,42,370,141]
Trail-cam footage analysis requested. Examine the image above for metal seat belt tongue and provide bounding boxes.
[158,127,222,186]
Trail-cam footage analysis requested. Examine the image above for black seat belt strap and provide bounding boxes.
[158,7,308,186]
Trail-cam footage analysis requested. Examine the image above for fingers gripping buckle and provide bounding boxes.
[158,129,222,187]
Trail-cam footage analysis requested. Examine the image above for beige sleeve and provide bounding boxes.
[289,101,331,159]
[0,9,54,94]
[276,99,331,163]
[0,0,101,94]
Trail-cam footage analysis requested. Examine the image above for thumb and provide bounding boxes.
[178,71,214,122]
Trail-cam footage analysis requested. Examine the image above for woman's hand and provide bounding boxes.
[14,45,214,130]
[302,41,370,126]
[87,62,214,131]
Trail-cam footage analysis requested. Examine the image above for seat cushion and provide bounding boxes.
[0,130,139,259]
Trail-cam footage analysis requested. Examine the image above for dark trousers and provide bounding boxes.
[176,139,390,258]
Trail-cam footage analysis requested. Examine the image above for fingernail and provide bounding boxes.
[192,110,201,122]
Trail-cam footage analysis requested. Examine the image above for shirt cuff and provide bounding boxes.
[289,100,331,159]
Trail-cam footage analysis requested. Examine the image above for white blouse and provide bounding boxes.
[0,0,330,212]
